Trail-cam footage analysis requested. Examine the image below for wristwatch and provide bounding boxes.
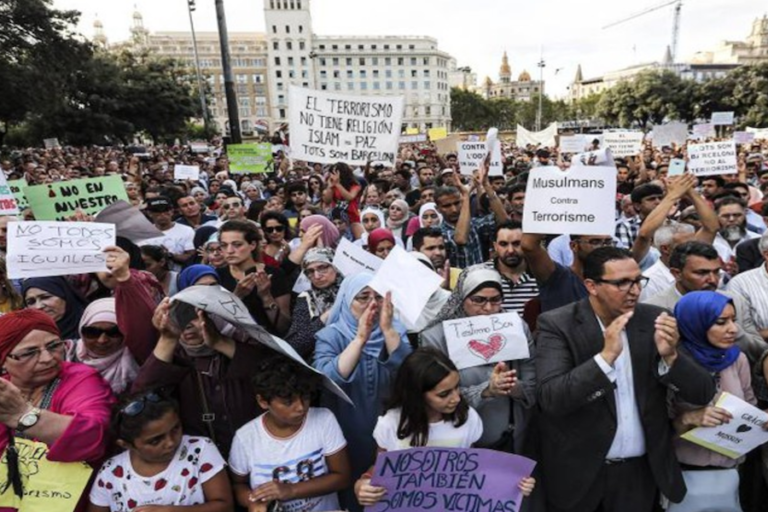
[16,406,42,433]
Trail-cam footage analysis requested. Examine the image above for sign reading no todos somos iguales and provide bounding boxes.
[289,85,404,165]
[522,166,617,236]
[687,141,737,177]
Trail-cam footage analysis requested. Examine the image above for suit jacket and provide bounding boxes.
[645,286,768,364]
[736,237,763,274]
[535,299,716,510]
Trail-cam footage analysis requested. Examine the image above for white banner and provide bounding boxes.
[687,141,737,176]
[602,132,644,157]
[516,123,558,147]
[173,164,200,181]
[399,134,427,144]
[572,148,615,167]
[522,165,617,235]
[7,221,115,279]
[0,173,20,215]
[693,123,716,139]
[559,135,587,154]
[651,121,689,147]
[289,85,404,165]
[711,111,735,126]
[458,142,502,176]
[746,127,768,140]
[43,138,60,150]
[443,313,530,370]
[733,131,755,145]
[332,237,383,277]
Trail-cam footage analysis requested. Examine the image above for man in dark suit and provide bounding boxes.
[536,247,716,512]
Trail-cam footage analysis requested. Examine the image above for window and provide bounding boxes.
[425,106,431,116]
[360,82,368,90]
[273,41,279,50]
[347,70,353,78]
[288,70,295,78]
[286,41,292,50]
[411,70,417,77]
[332,57,339,65]
[398,69,405,78]
[299,25,303,33]
[396,44,402,50]
[358,44,364,50]
[372,57,378,65]
[347,82,355,90]
[360,70,367,78]
[409,44,415,50]
[411,57,417,66]
[385,57,391,65]
[319,44,326,50]
[287,57,294,65]
[373,82,381,90]
[359,58,365,65]
[333,70,340,78]
[302,82,308,87]
[371,44,377,50]
[384,44,390,50]
[385,69,392,78]
[236,74,248,84]
[274,57,281,65]
[399,81,405,90]
[424,81,431,89]
[279,108,286,119]
[299,41,305,50]
[285,25,290,33]
[278,94,285,103]
[372,70,379,78]
[276,70,282,78]
[272,25,277,33]
[423,57,429,65]
[397,57,404,65]
[334,82,341,90]
[345,44,351,50]
[411,81,418,89]
[276,82,283,91]
[424,69,430,77]
[300,56,307,65]
[320,58,326,66]
[320,70,327,78]
[332,44,338,50]
[321,83,327,90]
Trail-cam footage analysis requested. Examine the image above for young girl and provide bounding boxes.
[88,392,232,512]
[354,348,535,507]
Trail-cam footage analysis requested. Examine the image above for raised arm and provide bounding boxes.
[521,232,556,284]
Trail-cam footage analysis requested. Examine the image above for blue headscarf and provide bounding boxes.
[674,291,740,373]
[323,273,407,357]
[21,276,87,340]
[177,264,220,291]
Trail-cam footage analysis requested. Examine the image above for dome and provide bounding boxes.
[499,51,511,77]
[94,19,103,28]
[483,76,493,87]
[518,70,531,82]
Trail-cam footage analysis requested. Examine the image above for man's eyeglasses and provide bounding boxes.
[264,225,285,234]
[305,264,332,277]
[82,325,122,339]
[576,238,617,247]
[119,392,163,418]
[6,340,66,363]
[593,276,649,292]
[466,295,503,306]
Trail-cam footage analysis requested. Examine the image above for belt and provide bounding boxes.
[605,456,642,465]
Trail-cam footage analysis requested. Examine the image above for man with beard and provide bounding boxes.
[411,227,448,276]
[405,166,435,207]
[505,183,526,223]
[484,221,538,314]
[712,196,760,266]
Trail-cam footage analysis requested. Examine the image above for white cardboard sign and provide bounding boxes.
[43,138,60,149]
[522,165,617,236]
[711,111,735,126]
[602,132,644,157]
[687,141,737,176]
[6,221,116,279]
[399,134,427,144]
[289,85,404,165]
[368,246,443,327]
[734,131,755,145]
[332,237,383,277]
[174,164,200,181]
[693,123,716,139]
[681,392,768,459]
[559,135,587,154]
[443,312,530,370]
[0,173,20,215]
[458,142,503,176]
[746,127,768,140]
[571,148,615,167]
[651,122,689,147]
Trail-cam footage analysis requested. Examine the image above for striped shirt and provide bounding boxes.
[483,260,540,314]
[727,264,768,330]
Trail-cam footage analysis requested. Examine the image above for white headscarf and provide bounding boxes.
[418,202,444,228]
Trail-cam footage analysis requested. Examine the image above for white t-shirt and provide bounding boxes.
[90,436,226,511]
[228,408,347,512]
[138,222,195,271]
[373,407,483,451]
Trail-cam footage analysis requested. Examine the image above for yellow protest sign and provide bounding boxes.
[0,438,93,512]
[428,127,448,141]
[405,127,419,135]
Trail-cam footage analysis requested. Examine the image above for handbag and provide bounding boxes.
[666,468,741,512]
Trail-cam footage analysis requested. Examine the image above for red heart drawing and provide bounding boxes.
[468,334,506,361]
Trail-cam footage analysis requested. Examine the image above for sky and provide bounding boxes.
[54,0,765,97]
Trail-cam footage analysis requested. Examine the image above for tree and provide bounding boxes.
[450,87,497,131]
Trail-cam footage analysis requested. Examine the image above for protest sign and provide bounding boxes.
[602,132,644,158]
[289,85,404,165]
[43,138,60,150]
[681,392,768,459]
[523,165,617,236]
[368,246,442,328]
[0,437,93,512]
[173,164,200,181]
[25,176,128,221]
[651,121,688,147]
[711,111,735,125]
[746,127,768,140]
[443,312,530,370]
[458,142,502,176]
[189,141,210,153]
[6,221,115,279]
[428,127,448,141]
[94,200,164,243]
[693,123,716,139]
[405,127,419,135]
[516,123,557,147]
[687,141,737,176]
[0,173,19,215]
[171,285,351,404]
[668,158,686,177]
[434,134,461,156]
[368,447,536,512]
[8,180,29,211]
[227,143,272,173]
[734,131,755,144]
[559,134,587,154]
[399,134,427,144]
[571,148,615,167]
[332,237,383,277]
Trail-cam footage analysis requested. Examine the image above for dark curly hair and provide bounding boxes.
[252,355,322,403]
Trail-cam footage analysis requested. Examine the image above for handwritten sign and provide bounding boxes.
[571,148,615,167]
[9,180,29,211]
[6,221,115,279]
[173,164,200,181]
[0,173,19,215]
[43,138,60,150]
[523,165,617,235]
[428,127,448,141]
[0,438,93,512]
[602,132,644,158]
[25,176,128,221]
[651,121,689,147]
[434,134,461,156]
[711,111,735,126]
[399,134,427,144]
[746,127,768,140]
[559,135,586,154]
[687,141,737,176]
[289,85,404,165]
[458,142,502,176]
[332,237,383,277]
[734,131,755,145]
[681,392,768,459]
[368,448,535,512]
[442,312,529,370]
[368,246,442,327]
[189,141,210,153]
[693,123,716,139]
[227,143,272,174]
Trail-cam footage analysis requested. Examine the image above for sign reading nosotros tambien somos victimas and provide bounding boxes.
[289,85,404,165]
[522,166,617,236]
[687,141,738,177]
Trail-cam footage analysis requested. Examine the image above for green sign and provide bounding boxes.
[228,143,272,174]
[25,176,129,221]
[7,180,28,212]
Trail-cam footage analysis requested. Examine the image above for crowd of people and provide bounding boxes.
[0,133,767,512]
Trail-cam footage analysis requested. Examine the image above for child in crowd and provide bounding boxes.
[229,356,351,512]
[88,391,232,512]
[355,348,536,507]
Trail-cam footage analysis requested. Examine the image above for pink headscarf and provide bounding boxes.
[367,228,395,255]
[300,215,341,249]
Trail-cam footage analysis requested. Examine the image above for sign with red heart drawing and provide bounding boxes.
[443,313,529,370]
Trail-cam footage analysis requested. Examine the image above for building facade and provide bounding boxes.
[691,15,768,65]
[479,52,544,102]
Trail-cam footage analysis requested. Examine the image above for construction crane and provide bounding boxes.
[603,0,683,63]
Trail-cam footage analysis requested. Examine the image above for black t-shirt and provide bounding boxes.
[216,265,291,334]
[405,188,421,208]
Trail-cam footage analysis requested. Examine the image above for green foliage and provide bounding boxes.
[450,88,571,131]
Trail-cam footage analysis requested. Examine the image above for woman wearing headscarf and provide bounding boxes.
[385,198,411,243]
[669,291,757,512]
[22,276,87,340]
[406,202,444,251]
[0,309,115,512]
[419,264,536,453]
[177,264,221,291]
[354,206,385,248]
[314,273,411,511]
[366,228,396,259]
[300,214,341,249]
[285,248,343,361]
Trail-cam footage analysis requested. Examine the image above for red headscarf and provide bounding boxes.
[367,228,396,255]
[0,309,60,364]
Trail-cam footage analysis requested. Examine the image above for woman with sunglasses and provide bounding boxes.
[260,211,292,269]
[0,309,115,511]
[420,265,536,454]
[88,391,232,512]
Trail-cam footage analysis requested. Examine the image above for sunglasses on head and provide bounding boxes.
[119,392,164,419]
[265,225,285,233]
[82,325,122,338]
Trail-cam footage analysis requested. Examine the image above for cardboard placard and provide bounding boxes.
[668,158,686,176]
[8,180,29,211]
[602,132,644,158]
[651,122,688,147]
[43,138,60,150]
[428,127,448,141]
[458,142,502,176]
[173,164,200,181]
[693,123,716,139]
[559,135,587,154]
[746,127,768,140]
[443,312,530,370]
[733,131,755,145]
[227,143,272,174]
[25,176,129,221]
[0,173,20,215]
[434,134,462,156]
[711,112,735,126]
[332,237,383,277]
[687,141,737,176]
[399,134,427,144]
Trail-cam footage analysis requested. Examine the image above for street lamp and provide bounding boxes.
[186,0,210,133]
[536,57,545,132]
